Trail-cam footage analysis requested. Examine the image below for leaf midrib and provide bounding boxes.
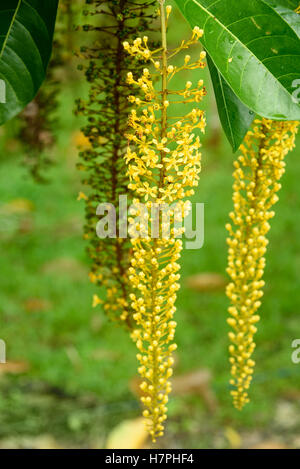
[190,0,300,100]
[0,0,22,62]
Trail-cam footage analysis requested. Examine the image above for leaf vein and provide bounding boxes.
[0,0,22,62]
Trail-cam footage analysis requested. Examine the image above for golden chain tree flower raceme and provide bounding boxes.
[226,118,298,410]
[124,1,206,441]
[76,0,155,327]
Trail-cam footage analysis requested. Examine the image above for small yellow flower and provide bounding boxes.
[77,191,88,201]
[92,294,103,308]
[89,272,98,284]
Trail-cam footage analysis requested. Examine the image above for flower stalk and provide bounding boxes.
[124,4,206,440]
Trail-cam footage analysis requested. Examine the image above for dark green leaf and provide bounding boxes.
[174,0,300,120]
[263,0,299,11]
[0,0,59,126]
[260,1,300,37]
[207,54,255,152]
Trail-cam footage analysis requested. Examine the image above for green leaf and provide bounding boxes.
[207,53,255,152]
[0,0,59,126]
[260,1,300,37]
[174,0,300,120]
[264,0,299,12]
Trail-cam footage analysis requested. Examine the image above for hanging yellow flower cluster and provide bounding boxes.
[226,118,298,410]
[123,3,206,441]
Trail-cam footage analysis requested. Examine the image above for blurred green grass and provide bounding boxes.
[0,3,300,448]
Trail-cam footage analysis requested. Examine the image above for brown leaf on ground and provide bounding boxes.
[23,298,52,313]
[172,369,218,413]
[130,369,218,414]
[281,389,300,401]
[17,216,34,235]
[186,273,227,292]
[249,440,289,449]
[105,417,149,449]
[0,361,30,376]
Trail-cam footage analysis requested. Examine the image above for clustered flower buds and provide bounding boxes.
[124,4,206,441]
[226,118,298,409]
[76,0,155,326]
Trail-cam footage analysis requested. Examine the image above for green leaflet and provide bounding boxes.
[174,0,300,121]
[207,54,255,152]
[0,0,59,125]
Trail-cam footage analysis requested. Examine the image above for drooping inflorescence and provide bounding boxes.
[76,0,155,327]
[225,118,298,410]
[124,2,206,441]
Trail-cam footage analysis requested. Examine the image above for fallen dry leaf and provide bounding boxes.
[131,368,218,413]
[0,361,30,376]
[249,440,289,450]
[23,298,51,313]
[186,273,227,292]
[106,417,149,449]
[17,216,34,235]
